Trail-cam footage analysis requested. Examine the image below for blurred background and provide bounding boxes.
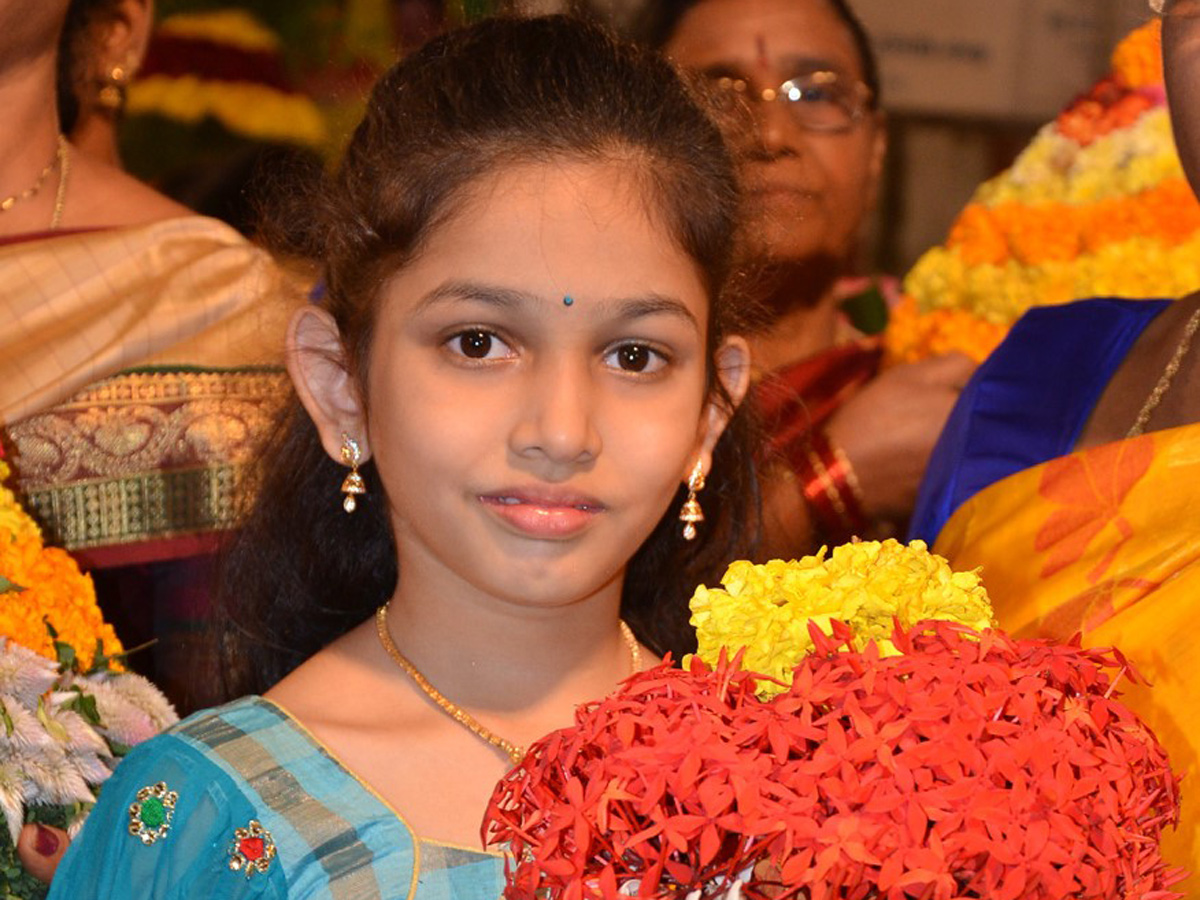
[129,0,1156,275]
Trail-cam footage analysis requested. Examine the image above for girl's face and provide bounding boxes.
[293,160,749,613]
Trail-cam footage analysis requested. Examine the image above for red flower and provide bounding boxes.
[484,623,1184,900]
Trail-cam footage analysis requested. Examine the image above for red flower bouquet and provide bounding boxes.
[485,546,1184,900]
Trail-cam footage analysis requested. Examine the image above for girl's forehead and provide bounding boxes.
[374,159,711,319]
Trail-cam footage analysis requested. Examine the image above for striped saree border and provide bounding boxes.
[21,463,241,550]
[174,698,417,900]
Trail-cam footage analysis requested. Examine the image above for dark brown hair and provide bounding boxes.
[56,0,123,133]
[216,14,760,698]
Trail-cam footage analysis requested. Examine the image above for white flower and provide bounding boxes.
[40,695,110,758]
[0,639,58,707]
[0,757,27,844]
[67,812,88,840]
[70,749,114,787]
[0,695,55,753]
[75,672,177,746]
[20,745,94,808]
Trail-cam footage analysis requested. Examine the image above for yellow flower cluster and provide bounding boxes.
[128,76,327,149]
[689,540,994,698]
[156,9,282,52]
[0,462,122,670]
[0,462,39,545]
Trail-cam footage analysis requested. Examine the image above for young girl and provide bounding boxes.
[46,15,758,899]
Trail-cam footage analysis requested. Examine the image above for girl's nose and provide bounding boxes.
[509,361,601,467]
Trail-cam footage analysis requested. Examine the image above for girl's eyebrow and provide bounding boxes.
[416,279,532,312]
[417,280,700,330]
[611,294,701,331]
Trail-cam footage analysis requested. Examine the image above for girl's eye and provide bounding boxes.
[447,329,512,361]
[606,343,667,374]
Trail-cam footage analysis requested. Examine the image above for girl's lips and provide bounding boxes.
[480,493,605,539]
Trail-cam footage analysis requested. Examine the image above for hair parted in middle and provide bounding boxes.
[216,13,761,699]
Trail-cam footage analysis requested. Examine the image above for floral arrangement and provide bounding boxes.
[0,457,176,899]
[128,10,327,149]
[485,541,1184,900]
[887,21,1200,363]
[689,540,992,697]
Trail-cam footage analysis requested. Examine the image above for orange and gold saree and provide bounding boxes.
[912,298,1199,881]
[933,424,1200,879]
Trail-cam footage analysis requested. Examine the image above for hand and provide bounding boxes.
[17,823,67,885]
[826,353,975,521]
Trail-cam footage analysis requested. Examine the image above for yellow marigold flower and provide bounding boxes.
[128,76,326,149]
[155,9,282,52]
[688,540,994,698]
[0,464,123,670]
[0,461,41,544]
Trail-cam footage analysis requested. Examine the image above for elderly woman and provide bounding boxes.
[643,0,974,556]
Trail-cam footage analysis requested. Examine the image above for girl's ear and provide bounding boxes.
[97,0,154,77]
[690,335,751,476]
[287,306,372,462]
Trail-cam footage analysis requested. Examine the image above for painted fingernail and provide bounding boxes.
[34,824,59,857]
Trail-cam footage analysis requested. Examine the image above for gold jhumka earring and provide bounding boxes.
[679,460,706,540]
[340,434,366,513]
[98,60,132,111]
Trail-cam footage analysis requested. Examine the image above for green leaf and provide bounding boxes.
[61,688,101,727]
[109,741,133,758]
[839,282,890,336]
[36,697,68,744]
[53,640,76,673]
[0,576,25,594]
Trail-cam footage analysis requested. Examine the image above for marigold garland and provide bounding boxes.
[0,461,121,671]
[127,75,327,148]
[688,540,993,697]
[154,9,282,52]
[888,21,1200,364]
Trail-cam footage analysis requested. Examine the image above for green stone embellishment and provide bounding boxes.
[127,781,178,845]
[139,796,166,828]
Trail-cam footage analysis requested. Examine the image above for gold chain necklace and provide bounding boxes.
[1127,305,1200,439]
[2,136,67,214]
[375,604,641,764]
[50,137,70,231]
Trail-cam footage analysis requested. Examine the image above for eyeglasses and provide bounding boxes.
[708,71,874,134]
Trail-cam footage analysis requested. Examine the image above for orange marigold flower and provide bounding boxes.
[1112,20,1163,90]
[0,466,124,669]
[947,205,1010,267]
[885,298,1006,365]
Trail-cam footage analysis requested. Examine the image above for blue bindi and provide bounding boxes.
[562,295,575,307]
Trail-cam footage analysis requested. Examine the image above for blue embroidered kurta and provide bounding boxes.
[49,697,506,899]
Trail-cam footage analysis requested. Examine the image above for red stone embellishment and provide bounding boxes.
[239,836,265,860]
[228,820,276,877]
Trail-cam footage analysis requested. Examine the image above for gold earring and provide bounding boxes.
[340,433,366,513]
[679,460,706,541]
[97,61,132,111]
